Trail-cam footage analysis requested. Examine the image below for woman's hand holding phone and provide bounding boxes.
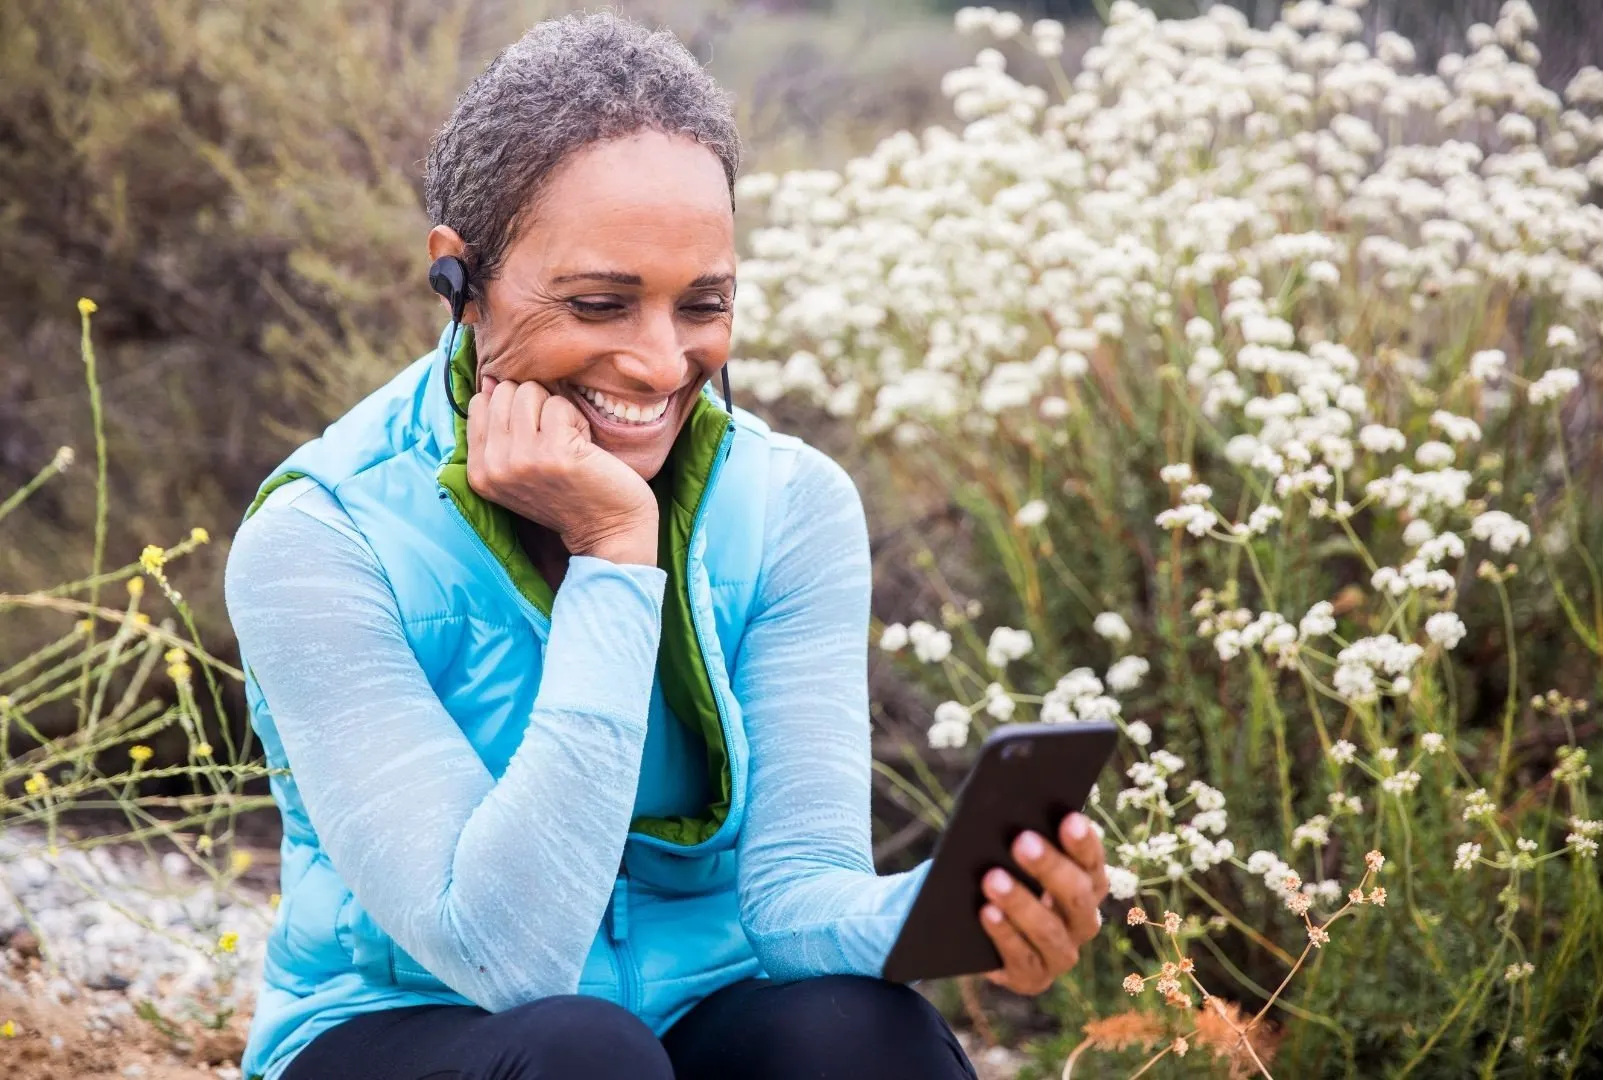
[978,812,1109,995]
[466,376,658,566]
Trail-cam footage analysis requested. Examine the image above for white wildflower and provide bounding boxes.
[1094,612,1133,644]
[1471,511,1531,553]
[929,701,971,749]
[909,621,954,663]
[1106,866,1140,900]
[1425,612,1467,649]
[1469,350,1506,382]
[986,626,1034,667]
[1014,499,1049,527]
[1107,655,1150,693]
[1528,368,1580,405]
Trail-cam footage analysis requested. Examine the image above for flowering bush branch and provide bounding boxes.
[737,0,1603,1073]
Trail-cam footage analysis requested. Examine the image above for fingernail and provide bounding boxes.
[1067,814,1089,841]
[1017,831,1045,861]
[983,905,1004,925]
[986,869,1014,895]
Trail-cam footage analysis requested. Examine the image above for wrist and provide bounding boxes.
[568,512,659,567]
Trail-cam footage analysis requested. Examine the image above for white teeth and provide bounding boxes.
[575,385,667,424]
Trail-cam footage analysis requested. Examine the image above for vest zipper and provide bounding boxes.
[670,420,740,855]
[437,491,553,634]
[608,867,640,1014]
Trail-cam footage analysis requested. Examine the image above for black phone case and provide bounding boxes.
[881,721,1118,984]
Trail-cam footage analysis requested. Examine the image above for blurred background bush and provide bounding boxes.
[0,0,1593,659]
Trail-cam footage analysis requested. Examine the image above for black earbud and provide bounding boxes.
[430,255,472,418]
[428,252,733,419]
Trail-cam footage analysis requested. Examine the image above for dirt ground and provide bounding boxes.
[0,961,247,1080]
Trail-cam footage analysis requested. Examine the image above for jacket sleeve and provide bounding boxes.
[733,446,930,979]
[225,481,661,1010]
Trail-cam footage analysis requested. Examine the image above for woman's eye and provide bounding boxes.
[569,299,623,316]
[686,299,731,316]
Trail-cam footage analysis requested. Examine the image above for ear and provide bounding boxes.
[426,225,484,325]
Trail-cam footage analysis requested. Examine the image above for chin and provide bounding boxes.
[609,445,671,483]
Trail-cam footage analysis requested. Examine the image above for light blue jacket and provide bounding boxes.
[227,325,927,1079]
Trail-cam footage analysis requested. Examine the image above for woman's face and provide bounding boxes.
[430,130,735,481]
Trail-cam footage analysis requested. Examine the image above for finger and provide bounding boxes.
[512,380,549,437]
[1059,813,1109,899]
[978,903,1050,995]
[984,867,1080,973]
[539,392,591,445]
[466,379,489,463]
[488,377,518,437]
[1012,833,1100,946]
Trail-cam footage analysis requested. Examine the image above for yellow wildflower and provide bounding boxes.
[0,1019,15,1037]
[190,526,210,544]
[77,297,97,315]
[24,772,49,796]
[139,545,167,575]
[76,618,95,634]
[217,931,239,954]
[165,647,192,684]
[196,835,213,853]
[269,893,281,911]
[129,745,153,764]
[133,613,151,627]
[127,576,145,598]
[195,742,213,757]
[230,850,253,874]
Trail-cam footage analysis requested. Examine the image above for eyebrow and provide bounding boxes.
[550,271,734,288]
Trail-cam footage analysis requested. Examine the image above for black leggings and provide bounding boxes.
[282,975,978,1080]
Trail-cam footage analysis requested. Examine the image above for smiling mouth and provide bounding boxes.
[570,384,674,428]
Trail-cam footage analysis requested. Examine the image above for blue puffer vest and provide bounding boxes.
[237,324,800,1079]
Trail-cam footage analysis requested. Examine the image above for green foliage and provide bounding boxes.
[0,0,479,666]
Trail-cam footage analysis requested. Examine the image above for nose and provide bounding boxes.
[610,303,691,394]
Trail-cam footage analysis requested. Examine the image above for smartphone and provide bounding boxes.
[881,721,1118,984]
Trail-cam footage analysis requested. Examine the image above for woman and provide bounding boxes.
[225,13,1108,1080]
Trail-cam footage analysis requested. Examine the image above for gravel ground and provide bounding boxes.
[0,830,263,1079]
[0,830,1027,1080]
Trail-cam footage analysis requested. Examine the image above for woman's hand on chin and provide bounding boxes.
[976,812,1110,996]
[467,375,659,566]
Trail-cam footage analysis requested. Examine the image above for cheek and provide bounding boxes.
[687,320,733,369]
[481,314,590,383]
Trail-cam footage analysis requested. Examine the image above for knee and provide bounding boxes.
[751,976,972,1077]
[487,995,673,1080]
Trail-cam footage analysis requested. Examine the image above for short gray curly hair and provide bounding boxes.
[425,11,742,297]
